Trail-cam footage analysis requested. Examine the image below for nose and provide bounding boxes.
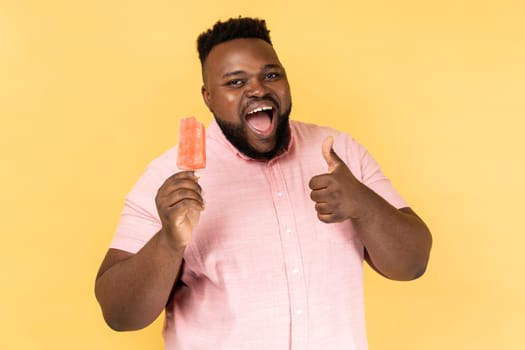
[245,78,267,98]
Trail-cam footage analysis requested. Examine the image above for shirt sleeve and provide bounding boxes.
[343,134,408,209]
[110,147,179,253]
[109,167,163,253]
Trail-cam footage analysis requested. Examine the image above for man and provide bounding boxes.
[95,17,432,349]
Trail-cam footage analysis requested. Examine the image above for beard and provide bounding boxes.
[215,104,292,161]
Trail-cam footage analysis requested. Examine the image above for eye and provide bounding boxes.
[264,72,280,80]
[226,79,245,87]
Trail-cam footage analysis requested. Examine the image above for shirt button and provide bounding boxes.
[285,227,292,234]
[291,267,299,275]
[296,309,303,316]
[276,191,283,198]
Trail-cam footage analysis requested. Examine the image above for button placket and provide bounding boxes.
[265,161,308,349]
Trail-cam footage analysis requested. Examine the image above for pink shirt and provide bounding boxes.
[111,120,407,350]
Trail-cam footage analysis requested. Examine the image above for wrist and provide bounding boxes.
[158,228,188,253]
[349,183,377,221]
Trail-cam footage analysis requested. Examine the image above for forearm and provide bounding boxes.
[353,186,432,281]
[95,231,185,331]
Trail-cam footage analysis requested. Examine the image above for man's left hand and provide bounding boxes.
[309,136,368,223]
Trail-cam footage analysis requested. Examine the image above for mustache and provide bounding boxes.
[242,95,279,114]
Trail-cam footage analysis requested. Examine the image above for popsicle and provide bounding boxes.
[177,116,206,170]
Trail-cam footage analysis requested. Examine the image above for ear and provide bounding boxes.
[201,85,212,111]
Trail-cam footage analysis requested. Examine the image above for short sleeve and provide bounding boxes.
[343,135,408,210]
[110,147,179,253]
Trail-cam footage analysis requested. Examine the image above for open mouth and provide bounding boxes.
[245,106,275,136]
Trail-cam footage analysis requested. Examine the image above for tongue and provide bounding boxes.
[246,111,272,134]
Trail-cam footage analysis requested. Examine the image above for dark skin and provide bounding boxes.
[95,38,432,331]
[201,38,292,157]
[95,171,203,330]
[310,136,432,279]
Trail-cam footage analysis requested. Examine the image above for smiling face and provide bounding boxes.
[201,38,292,160]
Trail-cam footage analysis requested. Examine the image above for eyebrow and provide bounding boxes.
[222,64,282,78]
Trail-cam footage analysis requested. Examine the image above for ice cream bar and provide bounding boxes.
[177,116,206,170]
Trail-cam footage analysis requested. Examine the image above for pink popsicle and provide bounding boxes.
[176,117,206,170]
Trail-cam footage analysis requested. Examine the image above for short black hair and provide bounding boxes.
[197,17,272,65]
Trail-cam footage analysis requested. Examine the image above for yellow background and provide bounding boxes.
[1,0,524,349]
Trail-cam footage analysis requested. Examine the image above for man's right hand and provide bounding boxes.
[155,171,204,250]
[95,171,203,331]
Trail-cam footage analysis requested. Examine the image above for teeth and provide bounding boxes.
[247,106,273,115]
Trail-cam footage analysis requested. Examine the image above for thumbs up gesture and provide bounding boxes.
[309,136,367,223]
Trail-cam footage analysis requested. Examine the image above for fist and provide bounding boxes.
[155,171,204,249]
[309,136,366,223]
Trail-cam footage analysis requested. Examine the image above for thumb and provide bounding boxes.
[322,136,342,173]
